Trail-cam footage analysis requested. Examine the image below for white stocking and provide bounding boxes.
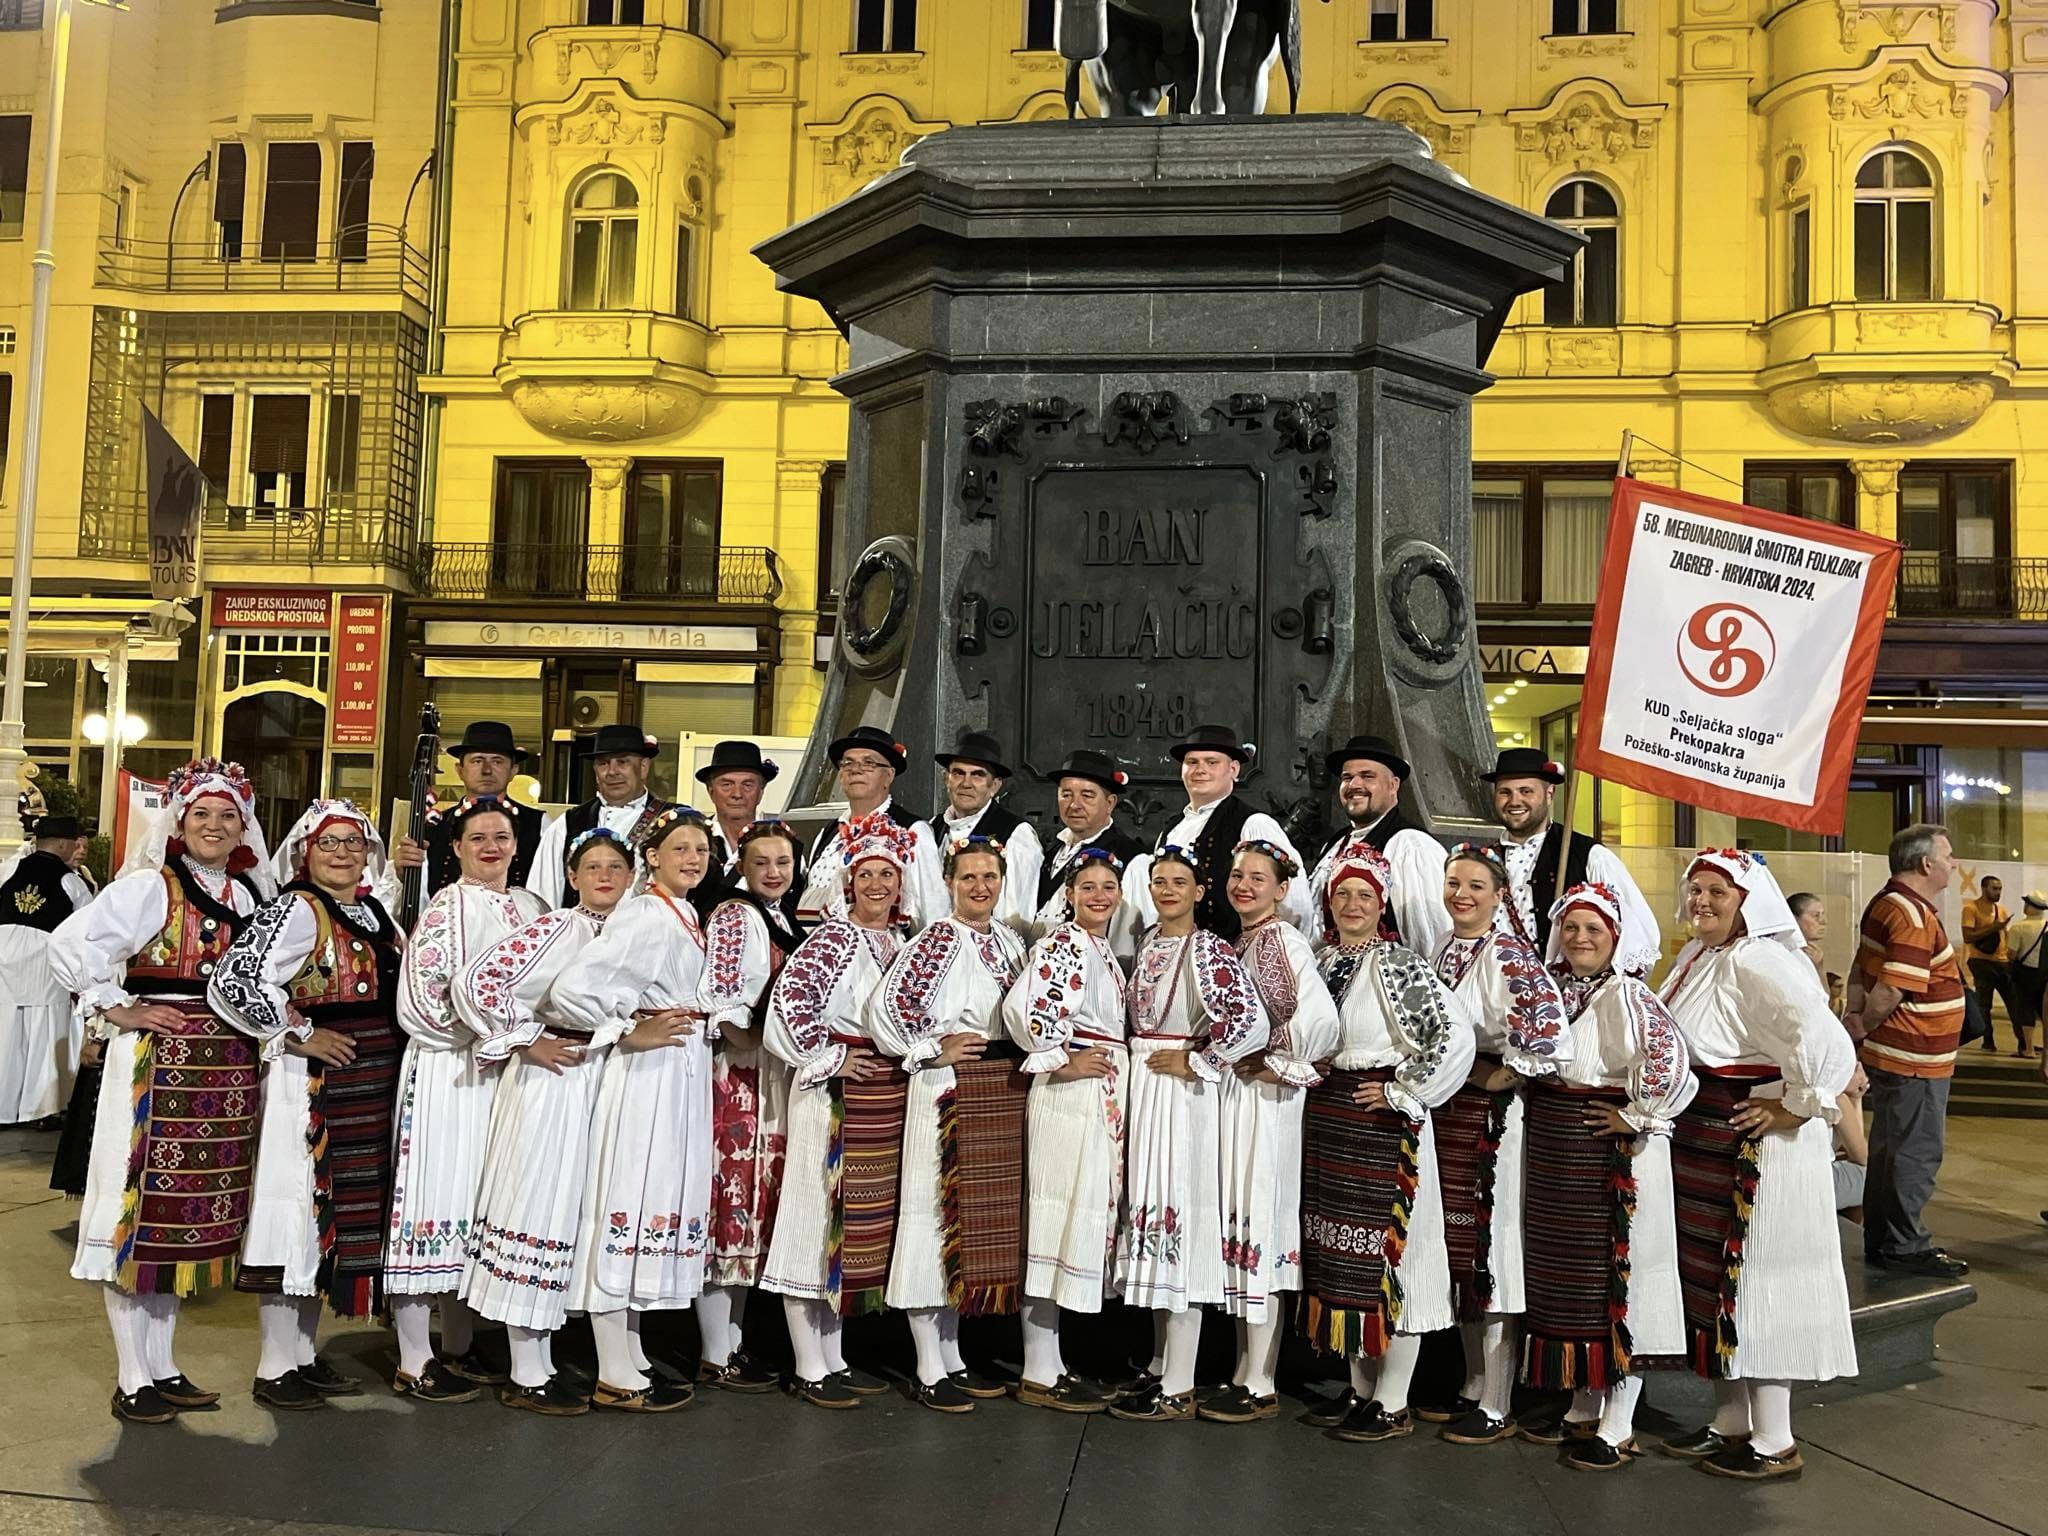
[1237,1314,1283,1397]
[541,1332,556,1377]
[1598,1376,1645,1447]
[1347,1355,1378,1398]
[104,1288,154,1395]
[1149,1311,1169,1377]
[257,1296,303,1381]
[293,1296,319,1367]
[820,1309,847,1375]
[1021,1297,1065,1387]
[697,1284,741,1367]
[391,1297,436,1378]
[438,1296,478,1358]
[590,1309,649,1391]
[1710,1378,1752,1437]
[140,1291,180,1380]
[907,1307,949,1387]
[1567,1388,1602,1425]
[1747,1379,1795,1457]
[785,1297,830,1384]
[627,1309,651,1371]
[507,1324,551,1390]
[1458,1319,1485,1400]
[1477,1317,1516,1419]
[1158,1307,1202,1398]
[937,1307,964,1374]
[1374,1333,1423,1414]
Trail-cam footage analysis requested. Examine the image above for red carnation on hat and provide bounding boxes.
[1113,770,1128,786]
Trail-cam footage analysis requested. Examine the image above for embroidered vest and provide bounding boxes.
[930,800,1025,855]
[127,862,251,995]
[562,796,673,874]
[284,885,401,1026]
[1037,822,1144,910]
[1161,796,1255,941]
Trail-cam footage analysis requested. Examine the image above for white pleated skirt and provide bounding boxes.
[1023,1049,1129,1312]
[463,1043,609,1329]
[1486,1092,1529,1316]
[71,1029,147,1283]
[1624,1132,1685,1360]
[242,1052,321,1294]
[384,1041,497,1296]
[1116,1042,1225,1313]
[0,930,76,1122]
[568,1035,712,1314]
[1728,1107,1858,1382]
[1390,1115,1454,1338]
[1215,1071,1309,1322]
[759,1077,834,1301]
[884,1064,952,1311]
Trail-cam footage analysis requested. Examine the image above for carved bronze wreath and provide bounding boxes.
[1386,548,1467,666]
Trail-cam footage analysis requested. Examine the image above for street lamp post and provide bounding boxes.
[0,0,122,844]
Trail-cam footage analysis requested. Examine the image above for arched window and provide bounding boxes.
[1854,148,1934,302]
[565,173,639,311]
[1542,180,1618,326]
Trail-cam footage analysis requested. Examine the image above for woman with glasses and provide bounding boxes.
[450,827,636,1415]
[694,819,807,1394]
[211,801,402,1412]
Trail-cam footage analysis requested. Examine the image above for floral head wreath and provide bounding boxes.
[640,805,709,866]
[566,825,629,866]
[1151,844,1202,878]
[944,831,1008,876]
[1231,837,1299,882]
[841,809,916,871]
[1447,840,1509,874]
[166,756,256,819]
[1550,880,1623,937]
[737,817,798,853]
[1064,844,1127,885]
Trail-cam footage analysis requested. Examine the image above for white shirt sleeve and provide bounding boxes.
[209,893,321,1059]
[997,822,1045,939]
[548,897,690,1052]
[529,814,568,909]
[700,900,771,1041]
[48,870,171,1020]
[1587,842,1662,975]
[906,821,949,933]
[1735,940,1855,1122]
[1385,828,1450,959]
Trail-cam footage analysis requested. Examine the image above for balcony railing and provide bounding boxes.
[1893,556,2048,621]
[416,543,783,605]
[95,229,429,306]
[0,1,45,31]
[78,499,416,566]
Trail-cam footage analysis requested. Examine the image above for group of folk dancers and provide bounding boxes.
[37,718,1855,1483]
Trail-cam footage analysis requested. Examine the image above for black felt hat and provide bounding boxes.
[1324,733,1411,781]
[695,739,781,785]
[1168,723,1253,764]
[445,720,530,764]
[31,814,83,839]
[1479,746,1566,785]
[934,730,1013,780]
[589,723,659,759]
[1044,748,1130,793]
[828,725,908,773]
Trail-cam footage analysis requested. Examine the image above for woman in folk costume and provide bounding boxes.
[1655,849,1858,1482]
[385,796,548,1403]
[1515,881,1696,1470]
[49,758,274,1425]
[450,827,635,1416]
[208,800,402,1412]
[760,822,911,1409]
[1001,845,1131,1414]
[1205,839,1340,1424]
[1427,843,1566,1446]
[1107,848,1270,1425]
[1297,849,1474,1445]
[552,807,716,1412]
[693,819,804,1394]
[866,833,1029,1414]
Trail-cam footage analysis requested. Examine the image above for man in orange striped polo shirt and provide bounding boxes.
[1845,824,1970,1280]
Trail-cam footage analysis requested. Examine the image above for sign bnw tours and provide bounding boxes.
[1577,476,1902,836]
[139,406,202,602]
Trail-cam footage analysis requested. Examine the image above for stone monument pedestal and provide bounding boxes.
[757,115,1580,834]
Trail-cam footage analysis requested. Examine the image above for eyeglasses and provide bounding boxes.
[312,835,368,853]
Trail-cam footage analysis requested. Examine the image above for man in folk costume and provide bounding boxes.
[530,723,672,908]
[930,731,1044,936]
[865,835,1029,1412]
[1303,735,1449,959]
[694,739,786,909]
[760,820,911,1409]
[49,759,275,1425]
[1298,848,1475,1444]
[1029,749,1147,944]
[210,801,404,1411]
[1129,724,1310,941]
[392,721,545,898]
[1519,881,1696,1471]
[0,814,94,1126]
[1657,849,1858,1481]
[797,725,945,928]
[1483,748,1660,976]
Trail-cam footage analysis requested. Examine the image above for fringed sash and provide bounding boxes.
[1433,1063,1515,1321]
[1671,1067,1779,1378]
[1519,1080,1637,1390]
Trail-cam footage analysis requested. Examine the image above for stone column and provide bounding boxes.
[1852,457,1905,541]
[773,457,829,736]
[585,455,633,597]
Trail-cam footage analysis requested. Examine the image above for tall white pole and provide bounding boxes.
[0,0,78,842]
[98,634,127,835]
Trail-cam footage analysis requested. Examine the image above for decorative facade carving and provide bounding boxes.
[1839,2,1961,51]
[1850,457,1908,497]
[545,96,666,147]
[507,379,705,443]
[1375,97,1470,158]
[811,100,943,202]
[555,31,661,86]
[1765,376,1996,444]
[583,455,633,492]
[1515,92,1657,169]
[1545,332,1622,372]
[1353,39,1452,77]
[1827,65,1963,120]
[552,316,635,350]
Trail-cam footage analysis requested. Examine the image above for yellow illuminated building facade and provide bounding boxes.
[5,0,2047,865]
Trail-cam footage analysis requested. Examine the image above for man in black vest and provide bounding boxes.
[695,739,790,911]
[796,725,944,927]
[391,720,544,899]
[0,815,93,1126]
[1034,749,1146,922]
[1482,746,1661,974]
[531,723,671,908]
[930,730,1041,936]
[1143,723,1308,941]
[1303,734,1449,955]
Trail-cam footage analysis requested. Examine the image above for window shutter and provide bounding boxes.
[249,395,310,475]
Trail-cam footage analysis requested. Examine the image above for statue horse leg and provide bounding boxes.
[1190,0,1239,115]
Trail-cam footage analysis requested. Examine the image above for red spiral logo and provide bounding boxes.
[1677,603,1775,698]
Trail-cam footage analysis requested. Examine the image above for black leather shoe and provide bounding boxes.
[1519,1409,1600,1446]
[295,1356,363,1397]
[1106,1382,1196,1422]
[1330,1401,1413,1443]
[949,1368,1008,1400]
[392,1360,484,1404]
[1440,1407,1517,1445]
[707,1352,782,1394]
[829,1366,890,1396]
[1298,1388,1361,1429]
[1699,1442,1804,1481]
[591,1377,694,1413]
[1197,1383,1279,1423]
[1660,1425,1747,1459]
[1014,1374,1111,1414]
[151,1373,219,1408]
[915,1376,977,1414]
[1874,1249,1970,1278]
[1566,1436,1638,1471]
[791,1376,863,1410]
[443,1348,510,1385]
[498,1376,590,1416]
[253,1370,329,1411]
[1413,1393,1478,1425]
[111,1384,178,1424]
